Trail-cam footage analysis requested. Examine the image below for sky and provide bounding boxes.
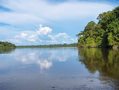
[0,0,119,45]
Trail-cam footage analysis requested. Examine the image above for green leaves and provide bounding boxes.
[78,6,119,48]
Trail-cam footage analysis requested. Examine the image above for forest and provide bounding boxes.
[78,6,119,49]
[0,41,16,49]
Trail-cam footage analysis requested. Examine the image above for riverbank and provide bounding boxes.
[78,45,119,50]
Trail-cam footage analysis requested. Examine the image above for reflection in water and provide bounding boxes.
[0,48,15,54]
[0,47,119,90]
[12,48,76,70]
[14,51,53,70]
[78,48,119,89]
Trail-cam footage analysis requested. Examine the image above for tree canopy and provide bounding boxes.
[78,6,119,49]
[0,41,16,49]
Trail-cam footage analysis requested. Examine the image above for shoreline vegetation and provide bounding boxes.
[0,41,16,49]
[78,6,119,49]
[0,41,16,53]
[16,43,77,48]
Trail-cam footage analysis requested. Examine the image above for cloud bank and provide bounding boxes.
[10,25,76,45]
[0,0,115,45]
[0,0,114,25]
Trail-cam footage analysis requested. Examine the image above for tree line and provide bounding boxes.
[0,41,16,49]
[17,43,77,48]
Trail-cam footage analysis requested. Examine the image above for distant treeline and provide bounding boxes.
[0,41,16,49]
[0,41,16,53]
[17,43,77,48]
[78,6,119,49]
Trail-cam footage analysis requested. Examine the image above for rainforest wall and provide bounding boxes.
[78,6,119,49]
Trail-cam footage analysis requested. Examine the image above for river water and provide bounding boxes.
[0,47,119,90]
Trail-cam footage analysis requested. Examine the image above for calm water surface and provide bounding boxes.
[0,47,119,90]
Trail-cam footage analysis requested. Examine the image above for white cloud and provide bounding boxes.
[20,32,28,37]
[0,12,44,25]
[14,31,39,43]
[48,33,76,44]
[10,25,76,45]
[0,0,114,24]
[37,25,52,35]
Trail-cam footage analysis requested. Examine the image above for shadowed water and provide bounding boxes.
[0,47,119,90]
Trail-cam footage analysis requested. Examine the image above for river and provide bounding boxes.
[0,47,119,90]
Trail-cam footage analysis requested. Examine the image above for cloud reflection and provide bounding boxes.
[12,48,76,71]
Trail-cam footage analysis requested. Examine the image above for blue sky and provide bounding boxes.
[0,0,118,45]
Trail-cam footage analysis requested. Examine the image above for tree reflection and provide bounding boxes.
[78,48,119,80]
[0,47,15,54]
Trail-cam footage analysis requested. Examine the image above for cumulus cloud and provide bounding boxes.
[48,33,76,44]
[11,25,76,45]
[37,25,52,35]
[15,31,39,42]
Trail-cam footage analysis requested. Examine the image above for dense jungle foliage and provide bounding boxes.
[78,6,119,49]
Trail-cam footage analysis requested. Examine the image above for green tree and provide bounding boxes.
[78,6,119,49]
